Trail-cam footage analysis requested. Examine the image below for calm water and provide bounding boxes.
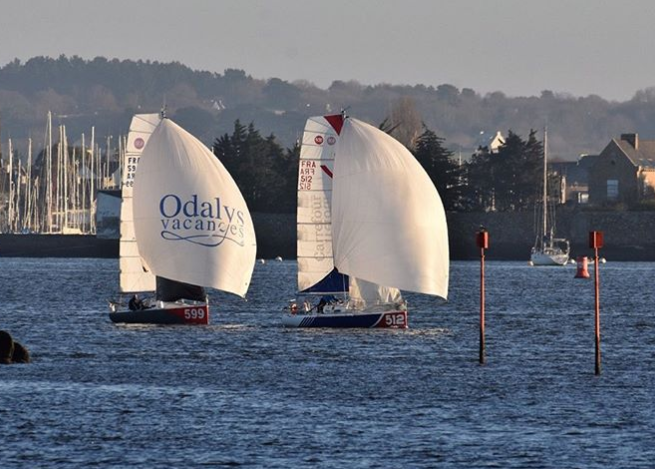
[1,258,654,468]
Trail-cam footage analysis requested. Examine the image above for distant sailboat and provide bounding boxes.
[283,113,449,328]
[109,114,257,324]
[530,128,570,266]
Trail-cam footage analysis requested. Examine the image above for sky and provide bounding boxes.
[2,0,655,101]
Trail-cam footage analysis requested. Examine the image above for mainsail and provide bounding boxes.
[133,118,257,297]
[296,115,348,295]
[119,113,160,293]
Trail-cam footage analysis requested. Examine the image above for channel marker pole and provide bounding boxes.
[476,228,489,365]
[589,231,603,376]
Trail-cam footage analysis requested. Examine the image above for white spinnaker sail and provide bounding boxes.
[119,113,160,293]
[133,118,257,297]
[331,118,449,300]
[296,116,341,292]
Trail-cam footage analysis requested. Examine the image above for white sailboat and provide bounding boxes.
[530,128,570,266]
[109,115,257,324]
[283,114,449,328]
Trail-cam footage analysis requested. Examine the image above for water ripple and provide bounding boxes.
[0,259,654,468]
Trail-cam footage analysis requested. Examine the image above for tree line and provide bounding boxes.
[3,55,655,162]
[213,118,546,214]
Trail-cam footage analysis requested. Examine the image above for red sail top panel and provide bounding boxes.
[324,114,344,135]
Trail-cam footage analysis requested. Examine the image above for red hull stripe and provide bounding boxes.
[324,114,344,135]
[168,304,209,325]
[320,165,333,178]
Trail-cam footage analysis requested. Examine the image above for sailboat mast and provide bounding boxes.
[542,128,548,243]
[24,138,32,231]
[15,158,21,232]
[47,111,53,233]
[56,125,62,232]
[90,126,95,234]
[81,133,86,233]
[63,125,69,232]
[7,138,14,232]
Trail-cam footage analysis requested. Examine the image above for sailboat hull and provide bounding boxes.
[109,304,209,325]
[530,251,569,266]
[282,310,408,329]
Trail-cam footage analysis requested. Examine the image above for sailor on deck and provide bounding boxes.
[129,294,144,311]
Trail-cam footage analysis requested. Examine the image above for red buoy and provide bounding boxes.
[575,256,590,279]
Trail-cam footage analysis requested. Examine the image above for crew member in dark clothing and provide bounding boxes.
[128,294,144,311]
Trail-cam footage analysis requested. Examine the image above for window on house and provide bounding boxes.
[607,179,619,200]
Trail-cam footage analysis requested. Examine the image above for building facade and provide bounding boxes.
[588,133,655,205]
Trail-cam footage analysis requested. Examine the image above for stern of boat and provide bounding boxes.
[109,300,209,325]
